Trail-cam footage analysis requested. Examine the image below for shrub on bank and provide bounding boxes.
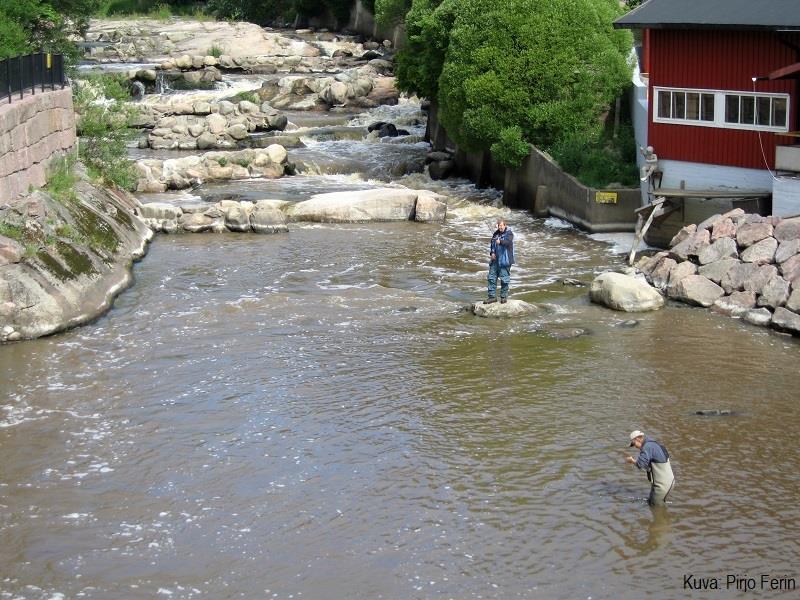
[396,0,634,186]
[73,74,138,190]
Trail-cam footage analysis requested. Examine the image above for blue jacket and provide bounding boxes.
[490,228,515,268]
[635,437,670,470]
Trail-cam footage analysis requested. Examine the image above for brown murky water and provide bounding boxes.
[2,87,799,599]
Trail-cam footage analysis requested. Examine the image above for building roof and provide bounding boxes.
[614,0,800,31]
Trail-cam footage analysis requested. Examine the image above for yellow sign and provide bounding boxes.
[595,191,618,204]
[46,54,52,69]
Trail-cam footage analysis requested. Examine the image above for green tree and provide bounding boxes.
[0,0,102,63]
[374,0,412,28]
[397,0,632,168]
[208,0,354,25]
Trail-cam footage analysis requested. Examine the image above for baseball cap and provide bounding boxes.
[629,430,645,446]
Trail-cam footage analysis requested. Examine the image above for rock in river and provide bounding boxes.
[589,272,664,312]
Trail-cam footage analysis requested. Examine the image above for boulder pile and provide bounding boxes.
[134,100,288,150]
[137,188,449,234]
[635,209,800,335]
[135,146,289,193]
[256,63,398,111]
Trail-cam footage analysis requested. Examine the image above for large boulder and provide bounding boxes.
[712,291,756,317]
[286,188,419,223]
[589,272,664,312]
[740,236,777,264]
[670,229,710,261]
[665,261,697,295]
[179,213,218,233]
[780,254,800,284]
[786,288,800,313]
[771,306,800,336]
[744,308,773,327]
[710,217,736,241]
[668,275,725,307]
[414,193,448,223]
[736,222,773,247]
[743,264,779,296]
[720,261,761,294]
[758,274,790,309]
[774,217,800,243]
[698,258,739,285]
[224,204,252,232]
[471,299,540,318]
[649,256,677,290]
[139,202,181,220]
[775,239,800,264]
[250,203,288,234]
[669,224,696,247]
[698,237,738,265]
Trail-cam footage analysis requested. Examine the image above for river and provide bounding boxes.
[1,35,799,600]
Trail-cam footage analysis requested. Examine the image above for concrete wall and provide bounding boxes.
[427,104,640,233]
[0,88,76,202]
[773,177,800,217]
[348,1,406,48]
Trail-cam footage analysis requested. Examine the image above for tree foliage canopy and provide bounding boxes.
[397,0,633,167]
[0,0,102,61]
[207,0,354,26]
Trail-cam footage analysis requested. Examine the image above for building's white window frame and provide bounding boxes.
[653,86,791,133]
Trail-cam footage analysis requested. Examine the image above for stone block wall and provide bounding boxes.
[0,88,77,202]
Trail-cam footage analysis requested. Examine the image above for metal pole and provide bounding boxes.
[41,54,45,92]
[6,59,11,104]
[32,54,36,96]
[18,56,23,100]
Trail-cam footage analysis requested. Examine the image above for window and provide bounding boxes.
[724,93,787,129]
[654,87,790,132]
[655,89,715,123]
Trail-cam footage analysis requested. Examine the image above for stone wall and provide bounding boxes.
[635,210,800,336]
[427,104,640,232]
[0,89,77,202]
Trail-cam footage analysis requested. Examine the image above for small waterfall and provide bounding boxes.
[155,71,171,95]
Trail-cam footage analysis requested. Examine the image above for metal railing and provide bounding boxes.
[0,53,66,104]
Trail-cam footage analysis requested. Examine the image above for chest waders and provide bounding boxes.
[643,440,674,506]
[648,459,675,506]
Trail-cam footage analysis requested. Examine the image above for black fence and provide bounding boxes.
[0,53,67,104]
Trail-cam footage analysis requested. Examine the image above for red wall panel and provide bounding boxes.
[648,30,799,170]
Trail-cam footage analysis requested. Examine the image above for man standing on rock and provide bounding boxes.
[485,218,515,304]
[626,430,675,506]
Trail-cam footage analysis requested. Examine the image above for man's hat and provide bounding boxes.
[629,430,645,446]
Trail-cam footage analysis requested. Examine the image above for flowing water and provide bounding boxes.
[2,56,800,600]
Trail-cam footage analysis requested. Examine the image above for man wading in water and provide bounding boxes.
[484,218,515,304]
[626,430,675,506]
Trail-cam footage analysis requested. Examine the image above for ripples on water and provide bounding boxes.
[2,96,800,600]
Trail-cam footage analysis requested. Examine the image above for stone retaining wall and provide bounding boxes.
[0,89,77,202]
[426,104,639,232]
[635,210,800,336]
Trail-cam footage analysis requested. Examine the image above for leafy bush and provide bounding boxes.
[73,74,138,190]
[374,0,412,28]
[550,125,639,188]
[0,0,99,67]
[398,0,633,171]
[207,0,353,26]
[207,44,224,58]
[490,127,530,169]
[45,154,79,204]
[229,90,260,104]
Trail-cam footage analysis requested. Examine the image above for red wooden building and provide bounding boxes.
[615,0,800,216]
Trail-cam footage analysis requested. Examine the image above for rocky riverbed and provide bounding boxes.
[0,165,151,342]
[589,208,800,336]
